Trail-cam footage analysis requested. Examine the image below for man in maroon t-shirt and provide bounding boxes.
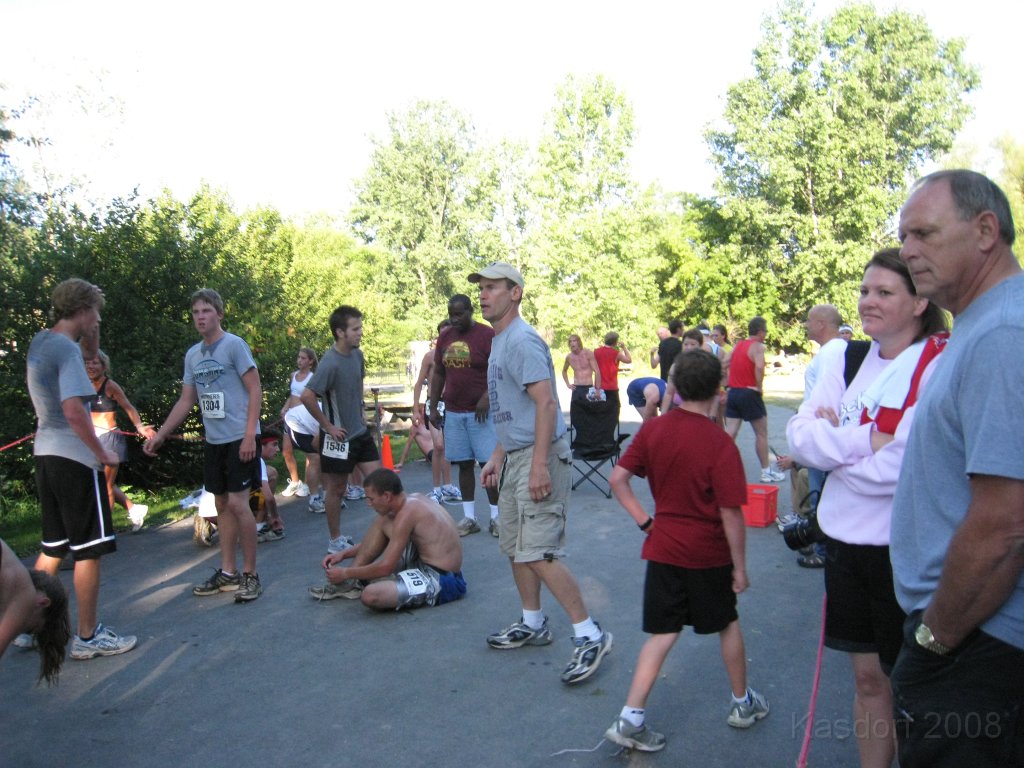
[429,294,501,537]
[602,349,769,752]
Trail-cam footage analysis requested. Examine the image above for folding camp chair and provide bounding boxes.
[569,397,629,498]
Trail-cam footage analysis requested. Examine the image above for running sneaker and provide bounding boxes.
[456,517,481,536]
[561,627,613,684]
[234,572,262,603]
[308,493,326,514]
[428,489,445,505]
[192,568,241,596]
[487,617,554,649]
[282,479,303,497]
[257,527,285,543]
[727,688,770,728]
[327,535,355,554]
[489,518,499,538]
[309,579,363,601]
[294,482,310,497]
[12,633,36,649]
[70,623,137,660]
[604,717,666,752]
[440,484,462,503]
[760,468,786,483]
[128,504,148,532]
[193,515,215,547]
[345,483,366,501]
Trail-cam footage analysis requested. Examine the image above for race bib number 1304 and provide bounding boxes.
[199,392,225,419]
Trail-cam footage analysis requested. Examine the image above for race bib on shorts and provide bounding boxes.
[397,569,429,598]
[199,391,225,419]
[322,434,350,460]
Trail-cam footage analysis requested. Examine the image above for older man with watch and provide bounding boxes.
[890,170,1024,768]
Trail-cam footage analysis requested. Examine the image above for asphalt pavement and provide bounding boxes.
[2,400,861,768]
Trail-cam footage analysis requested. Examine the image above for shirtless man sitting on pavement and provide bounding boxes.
[308,468,466,610]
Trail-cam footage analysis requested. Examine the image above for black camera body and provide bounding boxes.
[782,511,826,551]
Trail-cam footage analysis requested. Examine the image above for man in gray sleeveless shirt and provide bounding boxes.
[300,305,381,555]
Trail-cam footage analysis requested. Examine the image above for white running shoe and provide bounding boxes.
[128,504,148,532]
[70,623,137,660]
[327,535,355,554]
[440,484,462,502]
[282,479,302,497]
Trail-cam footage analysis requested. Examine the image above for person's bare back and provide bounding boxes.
[385,493,462,574]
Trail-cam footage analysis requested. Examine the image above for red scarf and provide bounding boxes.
[860,332,949,435]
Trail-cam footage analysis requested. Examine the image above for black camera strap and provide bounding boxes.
[843,340,871,388]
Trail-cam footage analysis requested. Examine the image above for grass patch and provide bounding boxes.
[1,433,421,559]
[1,483,198,559]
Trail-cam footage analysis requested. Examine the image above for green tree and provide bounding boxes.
[286,219,411,372]
[349,101,502,333]
[704,0,978,346]
[995,135,1024,243]
[527,74,660,347]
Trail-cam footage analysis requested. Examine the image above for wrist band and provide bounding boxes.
[638,518,653,531]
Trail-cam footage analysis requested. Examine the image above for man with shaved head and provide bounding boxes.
[777,304,847,566]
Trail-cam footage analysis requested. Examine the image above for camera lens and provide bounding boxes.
[782,511,826,551]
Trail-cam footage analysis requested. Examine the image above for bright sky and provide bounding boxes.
[2,0,1019,218]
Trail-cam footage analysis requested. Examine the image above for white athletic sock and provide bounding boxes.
[620,707,645,727]
[732,688,751,705]
[462,501,476,520]
[489,504,499,520]
[522,609,545,629]
[573,617,601,641]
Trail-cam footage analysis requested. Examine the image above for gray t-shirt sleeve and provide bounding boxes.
[960,326,1024,481]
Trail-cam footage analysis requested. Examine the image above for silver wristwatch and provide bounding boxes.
[914,621,953,655]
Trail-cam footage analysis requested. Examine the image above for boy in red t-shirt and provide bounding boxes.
[604,350,770,752]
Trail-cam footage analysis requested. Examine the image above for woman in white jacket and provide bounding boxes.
[787,248,948,768]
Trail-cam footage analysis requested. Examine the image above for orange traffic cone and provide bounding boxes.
[381,434,395,470]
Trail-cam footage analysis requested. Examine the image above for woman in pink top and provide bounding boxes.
[786,249,948,768]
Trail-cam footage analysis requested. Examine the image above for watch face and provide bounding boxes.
[915,624,933,644]
[915,623,949,654]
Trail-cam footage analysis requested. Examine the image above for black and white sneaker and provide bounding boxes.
[234,572,262,603]
[561,627,612,684]
[486,617,553,649]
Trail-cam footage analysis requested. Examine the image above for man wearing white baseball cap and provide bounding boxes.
[470,262,613,685]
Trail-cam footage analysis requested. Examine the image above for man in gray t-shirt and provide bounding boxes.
[890,171,1024,766]
[472,262,611,687]
[301,305,381,558]
[146,289,264,603]
[24,278,137,659]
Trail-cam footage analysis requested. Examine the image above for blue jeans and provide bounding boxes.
[807,467,826,558]
[891,611,1023,767]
